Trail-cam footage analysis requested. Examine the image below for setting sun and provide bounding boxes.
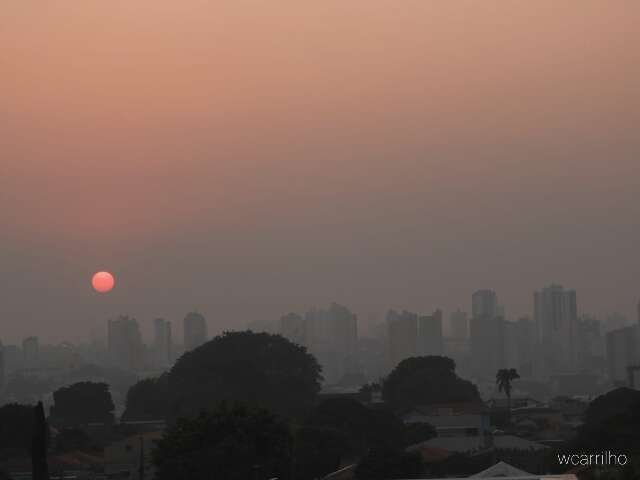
[92,271,115,293]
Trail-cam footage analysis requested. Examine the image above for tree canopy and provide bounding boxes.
[293,426,348,480]
[567,387,640,455]
[167,331,322,420]
[152,403,292,480]
[382,356,480,412]
[50,382,115,427]
[307,398,405,455]
[121,374,169,421]
[0,403,35,453]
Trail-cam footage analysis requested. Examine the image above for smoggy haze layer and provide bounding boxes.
[2,1,639,341]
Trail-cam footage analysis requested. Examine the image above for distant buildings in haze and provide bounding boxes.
[387,308,443,369]
[108,316,144,371]
[534,284,578,377]
[153,318,172,368]
[183,312,208,352]
[279,303,358,384]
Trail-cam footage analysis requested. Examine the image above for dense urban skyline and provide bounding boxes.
[2,1,639,343]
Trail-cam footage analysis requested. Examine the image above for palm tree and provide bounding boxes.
[496,368,520,423]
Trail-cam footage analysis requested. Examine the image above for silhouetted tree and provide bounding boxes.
[122,374,169,421]
[382,356,480,412]
[355,446,423,480]
[584,387,640,426]
[31,401,49,480]
[0,403,35,452]
[50,382,114,427]
[152,403,291,480]
[307,398,405,455]
[564,388,640,455]
[293,426,348,480]
[168,331,322,420]
[496,368,520,420]
[53,428,93,453]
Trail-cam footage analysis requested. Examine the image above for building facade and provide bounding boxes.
[153,318,172,368]
[108,316,144,371]
[183,312,208,352]
[534,284,578,377]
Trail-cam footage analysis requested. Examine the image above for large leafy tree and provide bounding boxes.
[152,403,292,480]
[382,356,480,412]
[167,331,322,420]
[31,402,49,480]
[122,374,169,421]
[0,403,35,452]
[550,388,640,475]
[307,398,405,455]
[50,382,115,427]
[293,426,349,480]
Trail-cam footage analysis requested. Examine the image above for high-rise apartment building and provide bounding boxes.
[449,309,469,340]
[472,290,498,319]
[184,312,208,351]
[22,336,39,369]
[153,318,172,368]
[515,316,535,376]
[304,303,359,384]
[534,284,578,377]
[417,309,443,356]
[470,290,504,379]
[606,325,639,384]
[279,313,307,347]
[108,316,144,370]
[387,310,418,369]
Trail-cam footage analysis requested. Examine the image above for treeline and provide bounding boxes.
[0,331,483,479]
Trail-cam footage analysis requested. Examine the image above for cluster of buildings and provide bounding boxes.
[2,287,639,397]
[0,312,209,395]
[273,285,639,395]
[383,285,639,392]
[105,311,208,371]
[279,303,359,384]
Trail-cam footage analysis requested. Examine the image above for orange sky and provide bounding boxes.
[2,1,639,342]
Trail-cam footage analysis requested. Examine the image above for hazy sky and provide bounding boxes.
[2,1,639,343]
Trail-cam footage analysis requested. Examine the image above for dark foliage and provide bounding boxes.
[403,422,436,447]
[50,382,115,427]
[583,387,640,426]
[308,398,405,455]
[293,426,349,480]
[552,387,640,475]
[121,374,169,421]
[31,402,49,480]
[0,403,35,452]
[382,356,480,412]
[53,428,94,454]
[355,446,423,480]
[168,331,322,420]
[152,403,292,480]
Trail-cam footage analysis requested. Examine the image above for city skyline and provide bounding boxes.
[2,1,639,343]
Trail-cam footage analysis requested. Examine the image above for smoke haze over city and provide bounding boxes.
[2,1,639,344]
